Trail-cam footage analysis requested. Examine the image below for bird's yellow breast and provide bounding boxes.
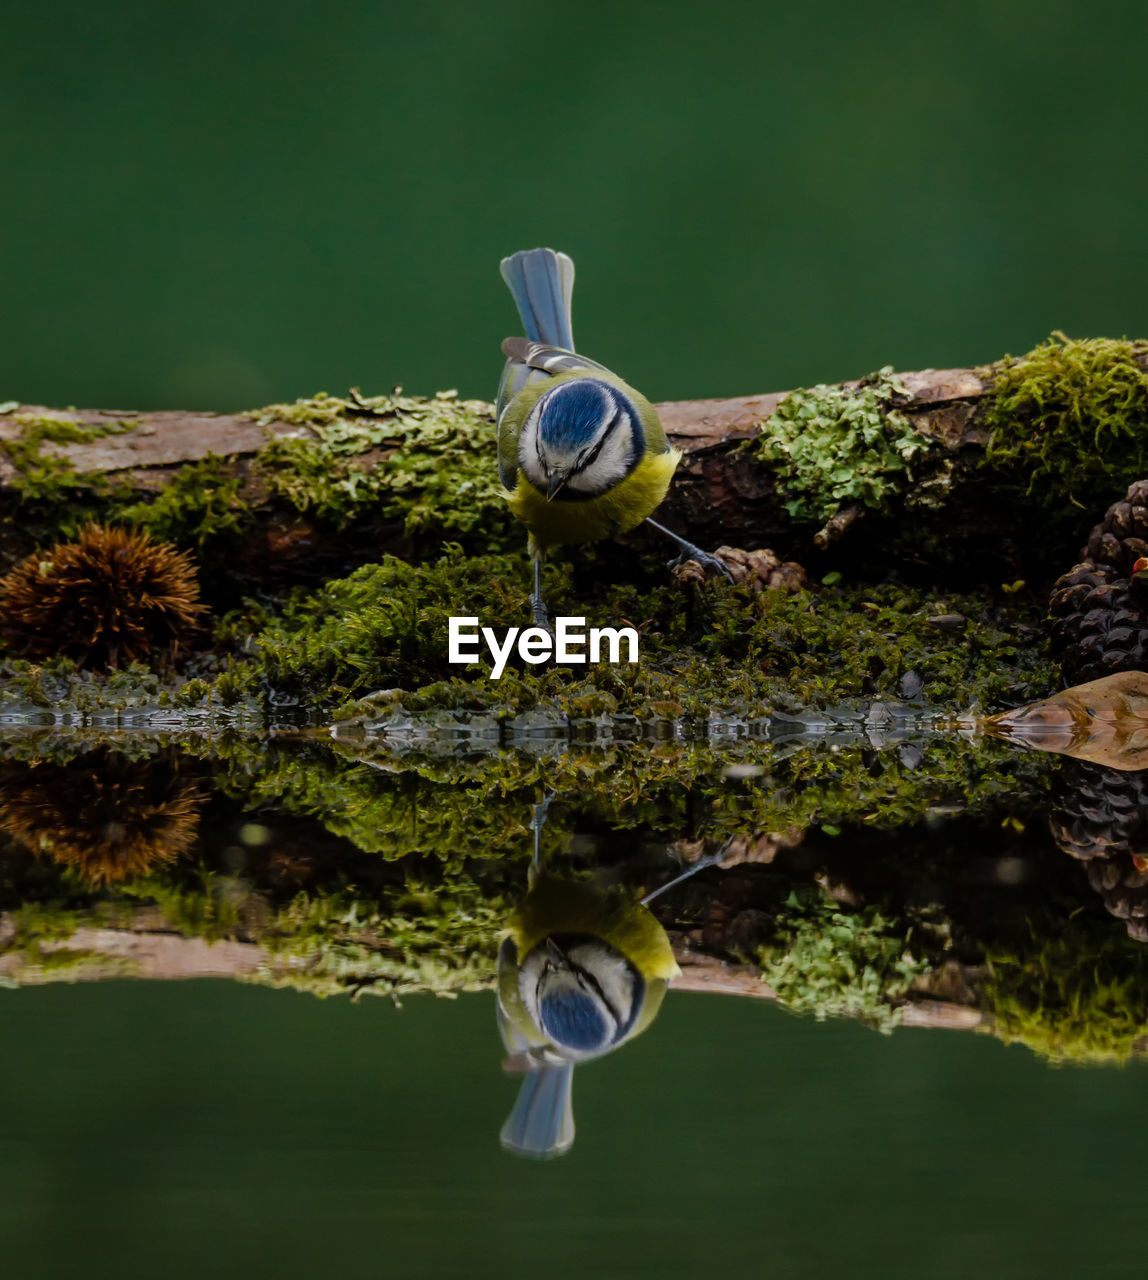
[505,875,680,981]
[504,448,681,554]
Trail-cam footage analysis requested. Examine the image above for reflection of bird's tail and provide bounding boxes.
[500,1062,575,1160]
[500,249,575,349]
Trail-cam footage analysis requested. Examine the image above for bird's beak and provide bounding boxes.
[546,473,568,502]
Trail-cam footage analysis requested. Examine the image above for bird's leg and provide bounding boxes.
[640,837,736,905]
[529,556,552,631]
[644,518,733,581]
[530,792,555,871]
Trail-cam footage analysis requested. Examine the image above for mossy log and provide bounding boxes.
[0,366,982,560]
[2,335,1145,580]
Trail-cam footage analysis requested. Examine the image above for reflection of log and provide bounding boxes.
[667,939,984,1030]
[0,916,983,1034]
[0,367,990,569]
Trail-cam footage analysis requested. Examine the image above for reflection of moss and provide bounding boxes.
[753,367,934,521]
[207,740,536,868]
[758,888,931,1032]
[252,389,514,544]
[983,923,1148,1065]
[254,879,509,999]
[982,333,1148,516]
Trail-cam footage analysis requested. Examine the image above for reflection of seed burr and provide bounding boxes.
[0,749,203,885]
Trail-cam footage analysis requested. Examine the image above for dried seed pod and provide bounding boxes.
[0,523,205,670]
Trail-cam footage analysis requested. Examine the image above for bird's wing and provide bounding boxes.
[500,337,613,377]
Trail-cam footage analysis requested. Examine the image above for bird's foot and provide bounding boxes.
[529,594,554,636]
[667,545,734,582]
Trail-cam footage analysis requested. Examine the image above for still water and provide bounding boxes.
[0,720,1146,1278]
[3,982,1144,1280]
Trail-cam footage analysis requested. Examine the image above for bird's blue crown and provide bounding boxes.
[539,986,614,1054]
[537,379,619,450]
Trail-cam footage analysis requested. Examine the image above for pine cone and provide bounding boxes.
[1082,480,1148,573]
[1048,560,1148,684]
[672,546,807,593]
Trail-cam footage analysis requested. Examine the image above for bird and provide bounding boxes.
[495,247,730,628]
[495,869,680,1159]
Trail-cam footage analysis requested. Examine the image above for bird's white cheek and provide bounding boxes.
[518,414,547,490]
[568,425,635,495]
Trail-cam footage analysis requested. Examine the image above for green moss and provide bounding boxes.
[240,545,1053,717]
[753,367,935,521]
[251,389,514,545]
[111,456,251,547]
[0,414,130,531]
[981,332,1148,515]
[983,923,1148,1065]
[207,740,537,869]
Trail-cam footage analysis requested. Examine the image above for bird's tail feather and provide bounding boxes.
[499,1062,575,1160]
[500,249,575,350]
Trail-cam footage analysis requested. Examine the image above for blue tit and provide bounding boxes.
[496,248,731,628]
[496,871,679,1159]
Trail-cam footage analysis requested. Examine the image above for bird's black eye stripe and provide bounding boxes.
[572,962,624,1025]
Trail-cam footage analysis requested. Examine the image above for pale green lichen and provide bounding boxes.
[753,367,935,521]
[757,888,932,1032]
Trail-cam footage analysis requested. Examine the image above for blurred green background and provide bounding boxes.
[2,0,1146,412]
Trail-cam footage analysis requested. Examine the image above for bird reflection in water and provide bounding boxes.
[496,800,724,1159]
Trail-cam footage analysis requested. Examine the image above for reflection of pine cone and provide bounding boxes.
[1049,760,1148,862]
[672,546,807,593]
[1049,759,1148,941]
[1086,859,1148,940]
[1049,562,1148,684]
[1082,480,1148,574]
